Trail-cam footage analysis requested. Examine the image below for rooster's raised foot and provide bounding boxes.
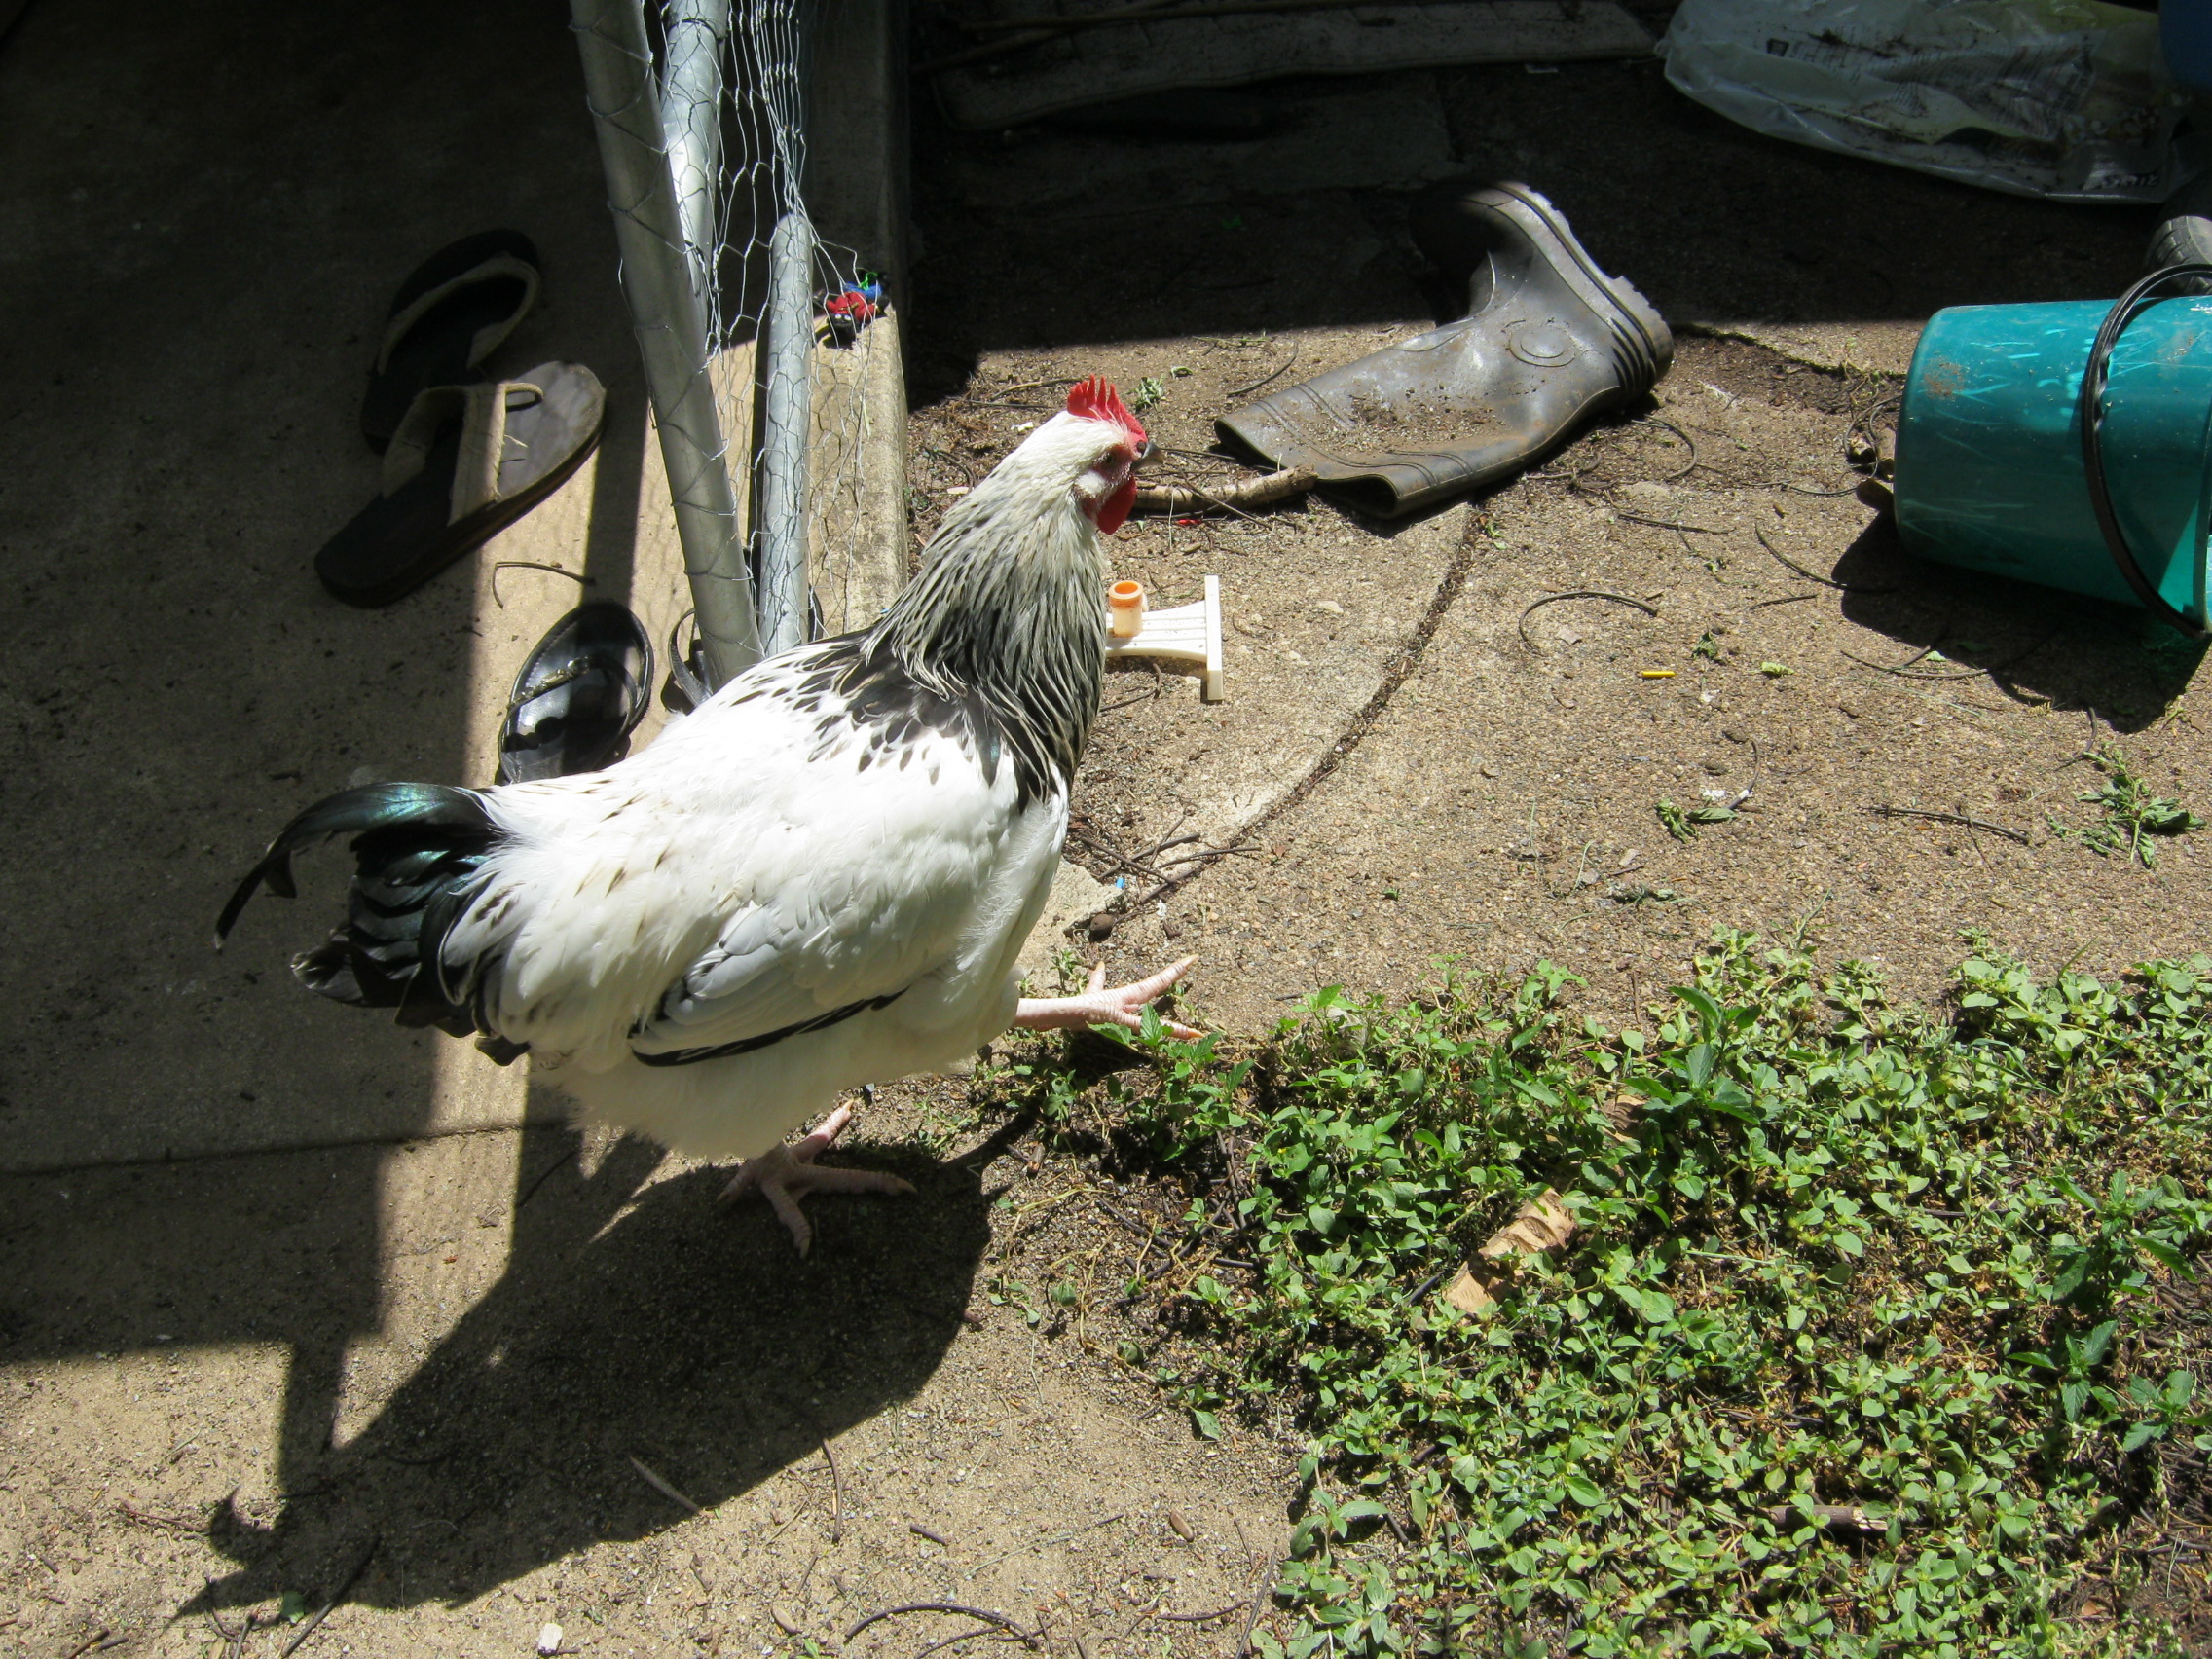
[1014,955,1199,1040]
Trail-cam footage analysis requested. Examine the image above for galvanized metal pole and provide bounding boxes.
[756,208,815,654]
[661,0,730,302]
[570,0,762,686]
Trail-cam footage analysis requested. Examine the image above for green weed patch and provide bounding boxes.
[1047,937,2212,1655]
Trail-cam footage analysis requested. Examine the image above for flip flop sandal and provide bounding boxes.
[361,230,541,452]
[496,601,655,783]
[315,362,606,608]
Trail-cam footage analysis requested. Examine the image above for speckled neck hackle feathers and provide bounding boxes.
[837,385,1146,805]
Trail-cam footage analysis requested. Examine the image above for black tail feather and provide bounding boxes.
[217,784,496,943]
[219,784,504,1044]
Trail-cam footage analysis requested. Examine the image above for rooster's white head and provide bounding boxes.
[993,376,1152,535]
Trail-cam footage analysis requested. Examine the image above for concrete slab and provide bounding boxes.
[933,0,1652,131]
[0,0,660,1174]
[3,9,1289,1655]
[1685,318,1924,378]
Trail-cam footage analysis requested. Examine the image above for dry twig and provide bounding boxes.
[1767,1503,1891,1536]
[1237,1561,1277,1657]
[1614,511,1724,535]
[845,1602,1037,1646]
[967,1511,1128,1572]
[491,561,592,608]
[822,1438,844,1542]
[1751,525,1846,590]
[1517,589,1659,650]
[983,377,1082,403]
[1228,346,1300,400]
[1131,466,1314,515]
[1868,804,2032,846]
[627,1456,703,1515]
[118,1501,206,1534]
[1153,1601,1248,1622]
[277,1534,378,1659]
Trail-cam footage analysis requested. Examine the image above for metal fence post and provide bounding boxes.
[757,209,815,654]
[661,0,730,301]
[570,0,763,687]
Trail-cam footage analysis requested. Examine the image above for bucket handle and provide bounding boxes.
[2078,264,2212,638]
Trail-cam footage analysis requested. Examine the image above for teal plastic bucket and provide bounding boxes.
[1894,272,2212,635]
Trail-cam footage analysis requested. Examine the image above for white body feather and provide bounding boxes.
[444,644,1066,1160]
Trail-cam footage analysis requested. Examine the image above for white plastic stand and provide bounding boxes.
[1103,573,1225,701]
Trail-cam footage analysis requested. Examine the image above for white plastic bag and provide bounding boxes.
[1660,0,2201,203]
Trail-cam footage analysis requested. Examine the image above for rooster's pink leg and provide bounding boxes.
[1014,955,1200,1040]
[719,1102,915,1257]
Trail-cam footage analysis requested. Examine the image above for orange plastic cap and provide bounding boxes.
[1107,579,1146,638]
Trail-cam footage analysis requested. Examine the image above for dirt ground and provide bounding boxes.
[8,12,2212,1659]
[906,56,2209,1039]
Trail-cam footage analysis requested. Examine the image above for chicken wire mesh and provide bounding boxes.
[571,0,890,687]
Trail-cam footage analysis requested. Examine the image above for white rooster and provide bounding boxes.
[220,377,1196,1252]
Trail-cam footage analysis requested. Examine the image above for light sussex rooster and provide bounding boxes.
[220,378,1195,1252]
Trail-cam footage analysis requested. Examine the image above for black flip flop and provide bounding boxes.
[315,362,606,608]
[361,231,540,453]
[497,602,655,783]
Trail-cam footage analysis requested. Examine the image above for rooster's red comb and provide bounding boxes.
[1065,376,1147,446]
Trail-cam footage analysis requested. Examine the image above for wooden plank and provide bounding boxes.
[936,0,1652,131]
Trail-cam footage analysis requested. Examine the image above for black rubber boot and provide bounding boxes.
[1217,181,1672,517]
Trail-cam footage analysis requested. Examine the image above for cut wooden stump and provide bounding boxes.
[1441,1188,1576,1314]
[1768,1503,1890,1536]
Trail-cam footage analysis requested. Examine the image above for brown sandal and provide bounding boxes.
[314,362,605,608]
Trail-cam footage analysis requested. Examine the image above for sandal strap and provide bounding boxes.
[374,253,541,375]
[382,381,545,522]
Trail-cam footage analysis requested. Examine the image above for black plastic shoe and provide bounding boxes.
[1218,181,1672,517]
[497,602,654,784]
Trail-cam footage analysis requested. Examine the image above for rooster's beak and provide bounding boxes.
[1134,438,1157,469]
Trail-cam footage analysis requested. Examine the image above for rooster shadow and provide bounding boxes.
[188,1116,1009,1613]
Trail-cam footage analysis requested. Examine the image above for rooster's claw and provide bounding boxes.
[1013,955,1200,1041]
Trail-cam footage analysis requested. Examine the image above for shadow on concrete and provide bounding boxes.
[0,0,651,1549]
[582,384,649,605]
[184,1124,1002,1612]
[1831,512,2208,736]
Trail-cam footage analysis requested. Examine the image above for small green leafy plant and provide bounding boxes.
[1659,797,1737,841]
[2058,747,2202,867]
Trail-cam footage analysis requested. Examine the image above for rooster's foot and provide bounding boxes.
[719,1102,914,1257]
[1013,955,1199,1040]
